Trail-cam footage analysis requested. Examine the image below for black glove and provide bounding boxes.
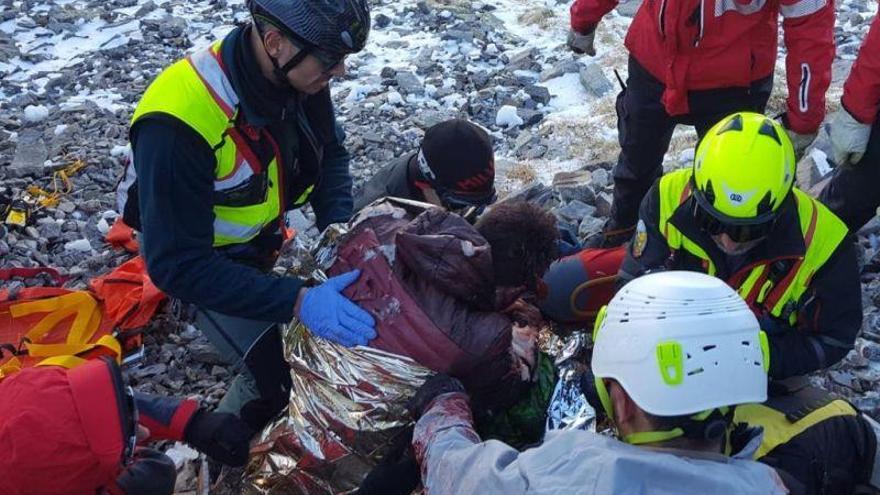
[114,447,176,495]
[184,409,253,467]
[357,427,420,495]
[567,28,597,56]
[406,374,466,420]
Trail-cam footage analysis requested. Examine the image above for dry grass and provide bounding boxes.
[507,162,539,184]
[540,94,621,164]
[518,7,558,30]
[597,24,629,70]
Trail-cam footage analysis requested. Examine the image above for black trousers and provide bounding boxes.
[818,116,880,232]
[610,57,774,228]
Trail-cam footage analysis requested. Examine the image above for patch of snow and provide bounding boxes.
[23,104,49,123]
[61,89,126,113]
[54,124,68,136]
[387,91,404,105]
[4,19,143,83]
[542,73,590,114]
[164,443,199,469]
[111,144,132,158]
[496,105,524,128]
[96,218,111,235]
[346,83,376,102]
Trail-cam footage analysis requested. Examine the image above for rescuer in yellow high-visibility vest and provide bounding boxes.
[618,112,861,380]
[732,382,880,494]
[116,0,376,433]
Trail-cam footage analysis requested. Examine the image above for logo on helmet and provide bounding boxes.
[722,183,754,206]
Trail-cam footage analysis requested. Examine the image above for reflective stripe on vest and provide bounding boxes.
[188,44,239,119]
[130,40,286,247]
[657,168,848,324]
[734,399,857,459]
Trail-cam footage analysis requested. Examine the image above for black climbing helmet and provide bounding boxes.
[248,0,371,69]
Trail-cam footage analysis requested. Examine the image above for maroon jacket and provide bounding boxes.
[328,207,524,411]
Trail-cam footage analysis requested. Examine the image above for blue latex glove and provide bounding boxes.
[298,269,377,347]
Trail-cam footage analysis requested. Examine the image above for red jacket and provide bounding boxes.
[571,0,835,133]
[0,359,183,495]
[842,14,880,124]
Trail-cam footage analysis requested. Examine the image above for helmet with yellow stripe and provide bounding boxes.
[586,271,769,445]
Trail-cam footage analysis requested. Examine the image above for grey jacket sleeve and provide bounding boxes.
[413,392,529,494]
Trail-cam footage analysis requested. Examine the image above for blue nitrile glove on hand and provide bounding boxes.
[297,269,377,347]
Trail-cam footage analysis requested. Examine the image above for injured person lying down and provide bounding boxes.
[246,198,560,494]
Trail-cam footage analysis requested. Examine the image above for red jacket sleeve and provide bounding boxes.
[780,0,835,134]
[842,14,880,124]
[570,0,620,34]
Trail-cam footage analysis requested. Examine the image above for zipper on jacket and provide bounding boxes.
[687,1,705,46]
[695,0,705,46]
[658,0,668,37]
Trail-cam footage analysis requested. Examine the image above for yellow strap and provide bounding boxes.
[0,356,22,379]
[10,292,100,346]
[734,400,857,459]
[0,335,120,381]
[67,302,101,345]
[8,291,86,316]
[92,334,122,361]
[26,335,121,361]
[35,355,88,369]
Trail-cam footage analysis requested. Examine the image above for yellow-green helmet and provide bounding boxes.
[691,112,795,242]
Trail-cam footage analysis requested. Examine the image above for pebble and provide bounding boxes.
[579,63,615,98]
[63,238,92,252]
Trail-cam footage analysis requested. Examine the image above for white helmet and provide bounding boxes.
[591,271,768,418]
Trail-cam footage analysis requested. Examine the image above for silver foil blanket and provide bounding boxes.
[245,213,432,494]
[244,323,432,494]
[545,331,597,432]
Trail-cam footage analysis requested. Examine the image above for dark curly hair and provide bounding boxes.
[475,201,559,290]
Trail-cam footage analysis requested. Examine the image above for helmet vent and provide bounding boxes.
[703,180,716,204]
[716,114,744,135]
[758,119,782,145]
[687,368,704,376]
[755,191,773,215]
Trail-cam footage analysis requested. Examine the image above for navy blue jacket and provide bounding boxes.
[130,25,353,322]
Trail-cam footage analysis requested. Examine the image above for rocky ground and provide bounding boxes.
[2,0,880,492]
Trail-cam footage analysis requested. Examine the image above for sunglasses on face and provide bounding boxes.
[310,48,346,72]
[690,195,777,243]
[438,187,497,214]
